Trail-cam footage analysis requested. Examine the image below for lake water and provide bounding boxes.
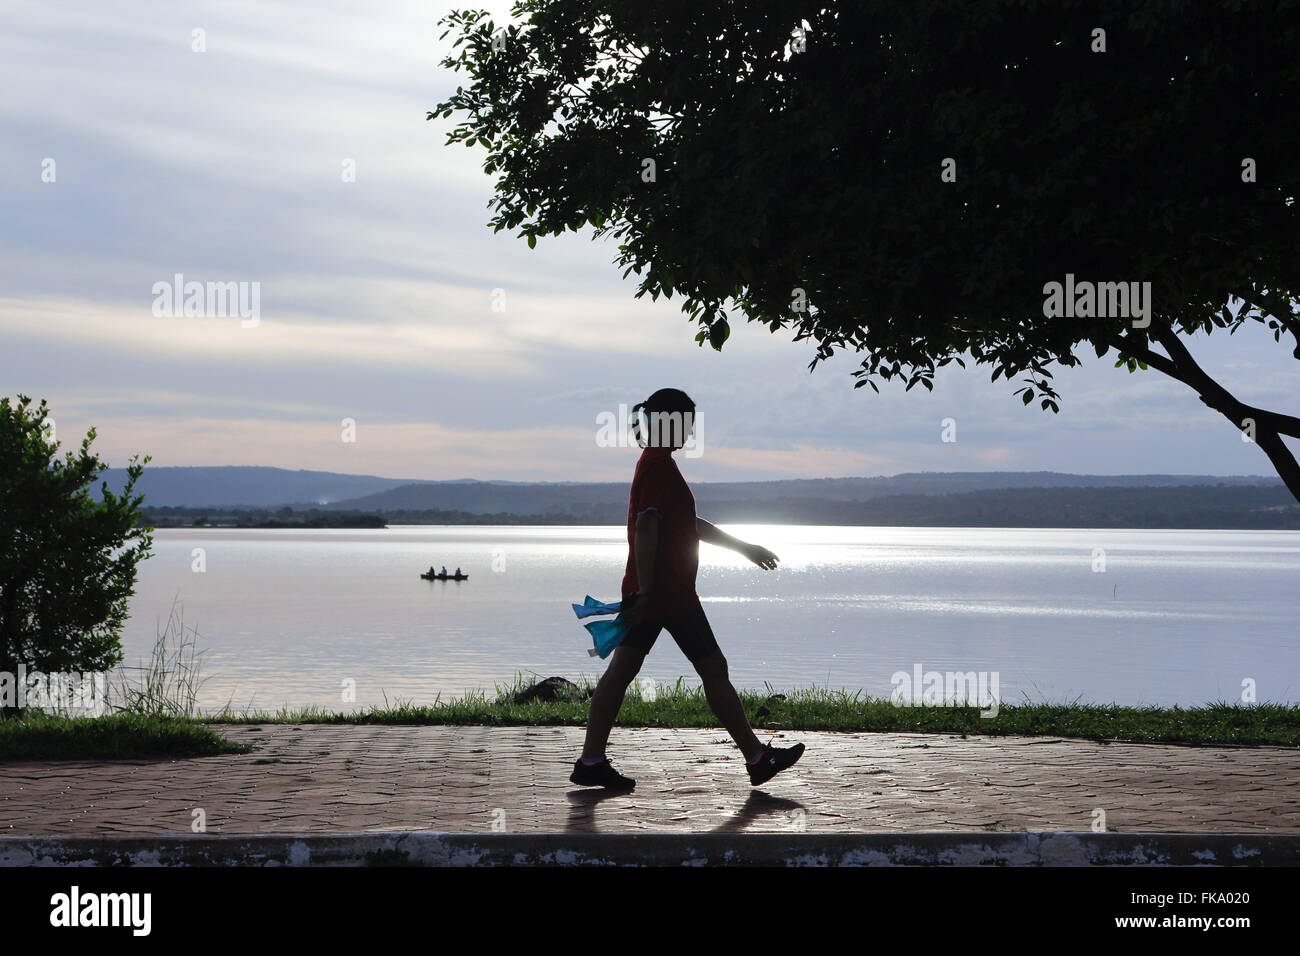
[119,526,1300,712]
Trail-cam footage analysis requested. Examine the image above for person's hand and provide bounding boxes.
[621,590,653,627]
[744,544,780,570]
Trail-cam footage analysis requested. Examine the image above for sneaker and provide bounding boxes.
[747,741,805,786]
[570,757,636,790]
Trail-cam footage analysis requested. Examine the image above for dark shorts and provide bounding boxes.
[620,602,721,664]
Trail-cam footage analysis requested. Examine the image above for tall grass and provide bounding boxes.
[0,600,248,760]
[111,599,209,718]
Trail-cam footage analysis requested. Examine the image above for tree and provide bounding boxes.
[0,396,153,714]
[432,0,1300,499]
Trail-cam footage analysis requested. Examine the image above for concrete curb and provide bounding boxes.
[2,832,1296,866]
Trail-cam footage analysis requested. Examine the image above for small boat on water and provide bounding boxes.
[421,569,468,581]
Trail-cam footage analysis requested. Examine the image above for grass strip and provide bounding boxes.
[205,680,1300,747]
[0,712,251,761]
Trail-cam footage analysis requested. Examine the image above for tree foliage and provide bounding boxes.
[0,396,153,710]
[433,0,1300,498]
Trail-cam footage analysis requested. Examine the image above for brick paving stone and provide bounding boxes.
[0,724,1297,835]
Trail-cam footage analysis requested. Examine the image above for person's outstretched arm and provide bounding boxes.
[697,517,779,570]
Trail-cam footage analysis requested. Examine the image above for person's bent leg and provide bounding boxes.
[695,647,806,785]
[581,643,647,760]
[693,648,762,759]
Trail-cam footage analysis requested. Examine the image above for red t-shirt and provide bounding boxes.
[621,448,700,618]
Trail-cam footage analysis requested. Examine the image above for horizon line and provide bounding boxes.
[103,464,1285,485]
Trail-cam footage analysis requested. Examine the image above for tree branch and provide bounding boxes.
[1149,324,1300,437]
[1147,323,1300,503]
[1106,332,1185,381]
[1227,286,1300,359]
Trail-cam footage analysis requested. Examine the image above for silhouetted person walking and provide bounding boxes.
[571,388,805,789]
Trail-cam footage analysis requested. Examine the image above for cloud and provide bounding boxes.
[0,0,1293,481]
[0,295,539,377]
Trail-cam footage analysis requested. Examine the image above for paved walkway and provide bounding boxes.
[2,725,1297,835]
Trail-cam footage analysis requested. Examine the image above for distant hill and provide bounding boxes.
[324,470,1283,515]
[97,466,435,508]
[100,467,1290,529]
[693,484,1300,529]
[358,484,1300,529]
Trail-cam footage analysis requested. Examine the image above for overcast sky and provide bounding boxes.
[2,0,1295,482]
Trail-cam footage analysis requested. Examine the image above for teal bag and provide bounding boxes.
[571,595,633,658]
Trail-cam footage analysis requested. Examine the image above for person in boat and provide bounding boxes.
[441,566,448,576]
[454,567,462,577]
